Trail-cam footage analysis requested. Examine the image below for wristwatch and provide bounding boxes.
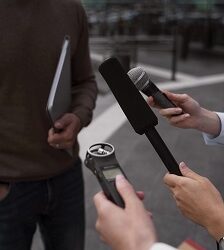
[219,237,224,250]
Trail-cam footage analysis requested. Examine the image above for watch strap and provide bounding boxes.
[218,237,224,250]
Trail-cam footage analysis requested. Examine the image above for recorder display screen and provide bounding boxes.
[102,167,122,180]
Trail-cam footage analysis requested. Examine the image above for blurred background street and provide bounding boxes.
[33,0,224,249]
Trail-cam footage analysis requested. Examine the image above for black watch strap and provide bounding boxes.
[218,237,224,250]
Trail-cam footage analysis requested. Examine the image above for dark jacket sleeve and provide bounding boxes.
[70,2,98,128]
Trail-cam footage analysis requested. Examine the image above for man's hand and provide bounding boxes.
[147,91,220,136]
[0,183,10,201]
[94,175,156,250]
[48,113,81,149]
[164,162,224,241]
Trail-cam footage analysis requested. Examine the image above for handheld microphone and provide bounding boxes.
[99,57,182,176]
[128,67,177,109]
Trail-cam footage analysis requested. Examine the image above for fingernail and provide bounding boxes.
[55,122,62,128]
[116,174,125,183]
[179,162,186,169]
[184,113,190,118]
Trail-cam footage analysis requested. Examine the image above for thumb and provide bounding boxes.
[179,162,201,180]
[115,175,139,206]
[165,91,188,104]
[54,114,70,129]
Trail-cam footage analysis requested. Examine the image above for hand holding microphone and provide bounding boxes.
[128,67,221,141]
[128,67,177,109]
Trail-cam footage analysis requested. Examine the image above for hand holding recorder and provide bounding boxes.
[94,175,157,250]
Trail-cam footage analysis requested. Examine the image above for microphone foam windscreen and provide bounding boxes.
[127,67,148,90]
[98,57,158,135]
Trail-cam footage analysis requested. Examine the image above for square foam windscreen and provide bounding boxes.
[99,57,158,135]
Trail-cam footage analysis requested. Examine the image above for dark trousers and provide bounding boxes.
[0,158,85,250]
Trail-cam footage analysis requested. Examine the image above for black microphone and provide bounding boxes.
[128,67,177,109]
[99,57,182,176]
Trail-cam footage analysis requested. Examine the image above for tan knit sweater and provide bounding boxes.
[0,0,97,181]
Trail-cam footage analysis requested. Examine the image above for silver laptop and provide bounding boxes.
[46,36,71,128]
[46,36,73,156]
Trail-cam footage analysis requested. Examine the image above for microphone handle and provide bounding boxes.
[145,127,182,176]
[143,86,177,109]
[153,91,177,109]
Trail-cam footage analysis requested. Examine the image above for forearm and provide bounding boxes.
[70,2,98,127]
[206,206,224,241]
[196,108,221,136]
[71,76,97,127]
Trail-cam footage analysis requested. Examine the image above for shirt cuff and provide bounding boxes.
[203,112,224,146]
[150,242,177,250]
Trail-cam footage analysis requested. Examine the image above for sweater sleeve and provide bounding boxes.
[203,112,224,146]
[70,2,98,128]
[150,242,177,250]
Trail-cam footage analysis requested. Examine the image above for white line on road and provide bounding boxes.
[91,52,197,82]
[157,73,224,91]
[91,53,104,62]
[79,103,126,159]
[136,62,197,82]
